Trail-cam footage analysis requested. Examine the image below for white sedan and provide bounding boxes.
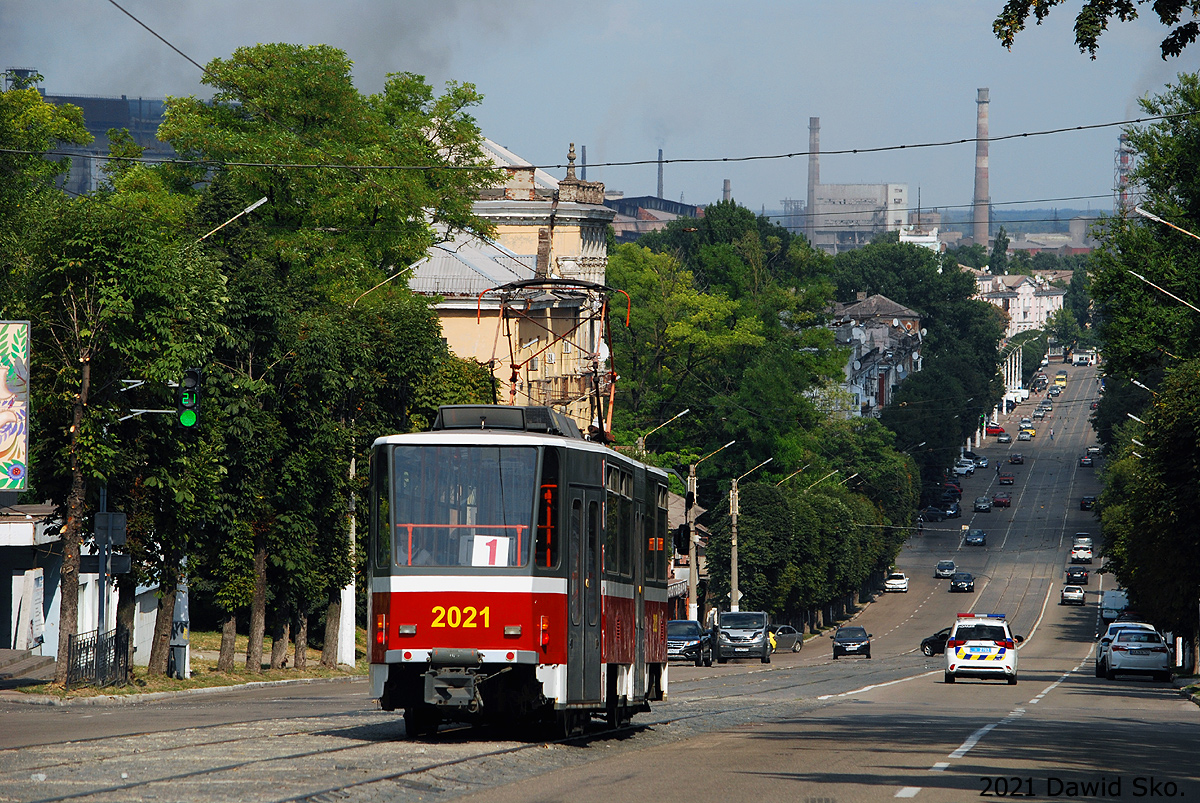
[884,572,909,592]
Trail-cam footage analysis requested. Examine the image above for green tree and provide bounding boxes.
[994,0,1200,58]
[1044,307,1082,350]
[158,44,500,669]
[990,226,1010,275]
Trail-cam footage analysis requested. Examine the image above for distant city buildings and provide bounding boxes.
[827,294,923,418]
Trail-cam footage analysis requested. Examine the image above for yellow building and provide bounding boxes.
[410,142,616,432]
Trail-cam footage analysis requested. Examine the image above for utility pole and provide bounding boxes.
[687,440,735,620]
[730,457,772,612]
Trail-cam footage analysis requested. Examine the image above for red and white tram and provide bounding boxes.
[368,405,671,736]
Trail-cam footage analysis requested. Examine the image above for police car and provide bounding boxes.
[944,613,1024,685]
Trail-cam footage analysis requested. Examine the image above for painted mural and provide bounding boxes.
[0,321,30,491]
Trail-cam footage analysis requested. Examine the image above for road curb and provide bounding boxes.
[0,672,367,707]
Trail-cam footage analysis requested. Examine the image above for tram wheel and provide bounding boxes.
[404,704,439,738]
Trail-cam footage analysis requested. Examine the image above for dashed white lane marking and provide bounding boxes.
[816,670,939,700]
[931,762,950,772]
[949,722,999,758]
[895,787,921,798]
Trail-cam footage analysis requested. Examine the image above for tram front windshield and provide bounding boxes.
[391,445,538,569]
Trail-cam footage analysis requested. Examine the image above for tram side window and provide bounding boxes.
[535,448,560,570]
[605,467,621,575]
[619,487,633,578]
[372,448,391,570]
[641,507,653,581]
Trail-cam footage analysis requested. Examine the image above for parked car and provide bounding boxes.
[1106,629,1172,681]
[831,626,871,659]
[1066,566,1089,585]
[949,571,975,592]
[1080,495,1097,510]
[992,491,1012,508]
[962,451,989,469]
[1095,621,1157,677]
[1060,585,1086,605]
[770,624,803,653]
[1079,455,1094,467]
[935,559,957,578]
[919,506,948,522]
[998,472,1015,485]
[953,459,976,476]
[944,480,964,494]
[667,619,714,666]
[1090,400,1099,410]
[973,496,992,513]
[985,423,1005,435]
[884,572,909,593]
[996,433,1013,444]
[921,626,952,656]
[944,501,961,518]
[1009,453,1025,464]
[965,529,987,546]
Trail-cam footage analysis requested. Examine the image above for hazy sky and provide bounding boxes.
[4,1,1198,216]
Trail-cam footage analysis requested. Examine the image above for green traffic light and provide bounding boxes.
[179,409,198,427]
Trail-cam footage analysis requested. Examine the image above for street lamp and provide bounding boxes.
[730,457,773,613]
[197,196,267,242]
[636,408,690,454]
[775,463,811,487]
[686,439,735,620]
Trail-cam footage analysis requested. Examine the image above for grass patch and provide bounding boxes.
[18,627,368,699]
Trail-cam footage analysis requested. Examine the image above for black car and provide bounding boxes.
[1080,495,1097,510]
[950,571,975,592]
[965,529,987,546]
[944,501,962,518]
[921,626,951,656]
[831,625,872,659]
[919,506,947,522]
[1067,566,1089,585]
[1079,455,1094,467]
[667,619,714,666]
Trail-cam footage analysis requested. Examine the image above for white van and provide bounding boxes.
[1100,590,1129,623]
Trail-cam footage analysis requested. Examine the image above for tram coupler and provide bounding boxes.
[424,648,485,711]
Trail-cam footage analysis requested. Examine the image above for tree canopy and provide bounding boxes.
[994,0,1200,58]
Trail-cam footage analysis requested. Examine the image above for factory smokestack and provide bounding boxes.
[581,145,586,180]
[657,148,664,199]
[806,117,820,245]
[723,179,731,201]
[973,88,990,248]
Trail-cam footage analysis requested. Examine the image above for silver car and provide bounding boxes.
[1095,621,1156,677]
[1105,629,1171,682]
[717,611,771,664]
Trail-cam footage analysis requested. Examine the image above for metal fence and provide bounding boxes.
[66,628,129,689]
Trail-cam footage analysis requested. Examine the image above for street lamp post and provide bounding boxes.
[636,408,690,455]
[687,439,735,620]
[730,457,773,612]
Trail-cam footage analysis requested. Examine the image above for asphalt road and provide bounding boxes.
[2,363,1196,802]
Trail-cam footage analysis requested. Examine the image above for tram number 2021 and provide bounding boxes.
[431,605,490,629]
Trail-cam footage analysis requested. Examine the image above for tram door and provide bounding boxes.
[633,501,647,699]
[566,488,603,703]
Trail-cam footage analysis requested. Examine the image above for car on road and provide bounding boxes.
[1060,585,1085,605]
[962,451,989,469]
[1066,566,1089,585]
[831,626,871,659]
[1071,544,1093,564]
[965,529,987,546]
[667,620,714,666]
[1105,629,1172,681]
[943,500,961,518]
[919,506,948,522]
[1087,445,1102,457]
[1009,453,1025,464]
[1048,386,1062,397]
[998,472,1015,485]
[1019,417,1033,429]
[985,423,1005,435]
[1073,533,1093,549]
[996,433,1013,443]
[935,559,957,578]
[1033,408,1046,420]
[973,496,992,513]
[1020,426,1037,437]
[716,611,772,664]
[992,491,1012,508]
[944,613,1021,684]
[1080,495,1097,510]
[921,626,952,656]
[770,624,803,653]
[1017,430,1032,441]
[949,571,975,592]
[953,459,976,476]
[1079,455,1094,467]
[884,572,909,593]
